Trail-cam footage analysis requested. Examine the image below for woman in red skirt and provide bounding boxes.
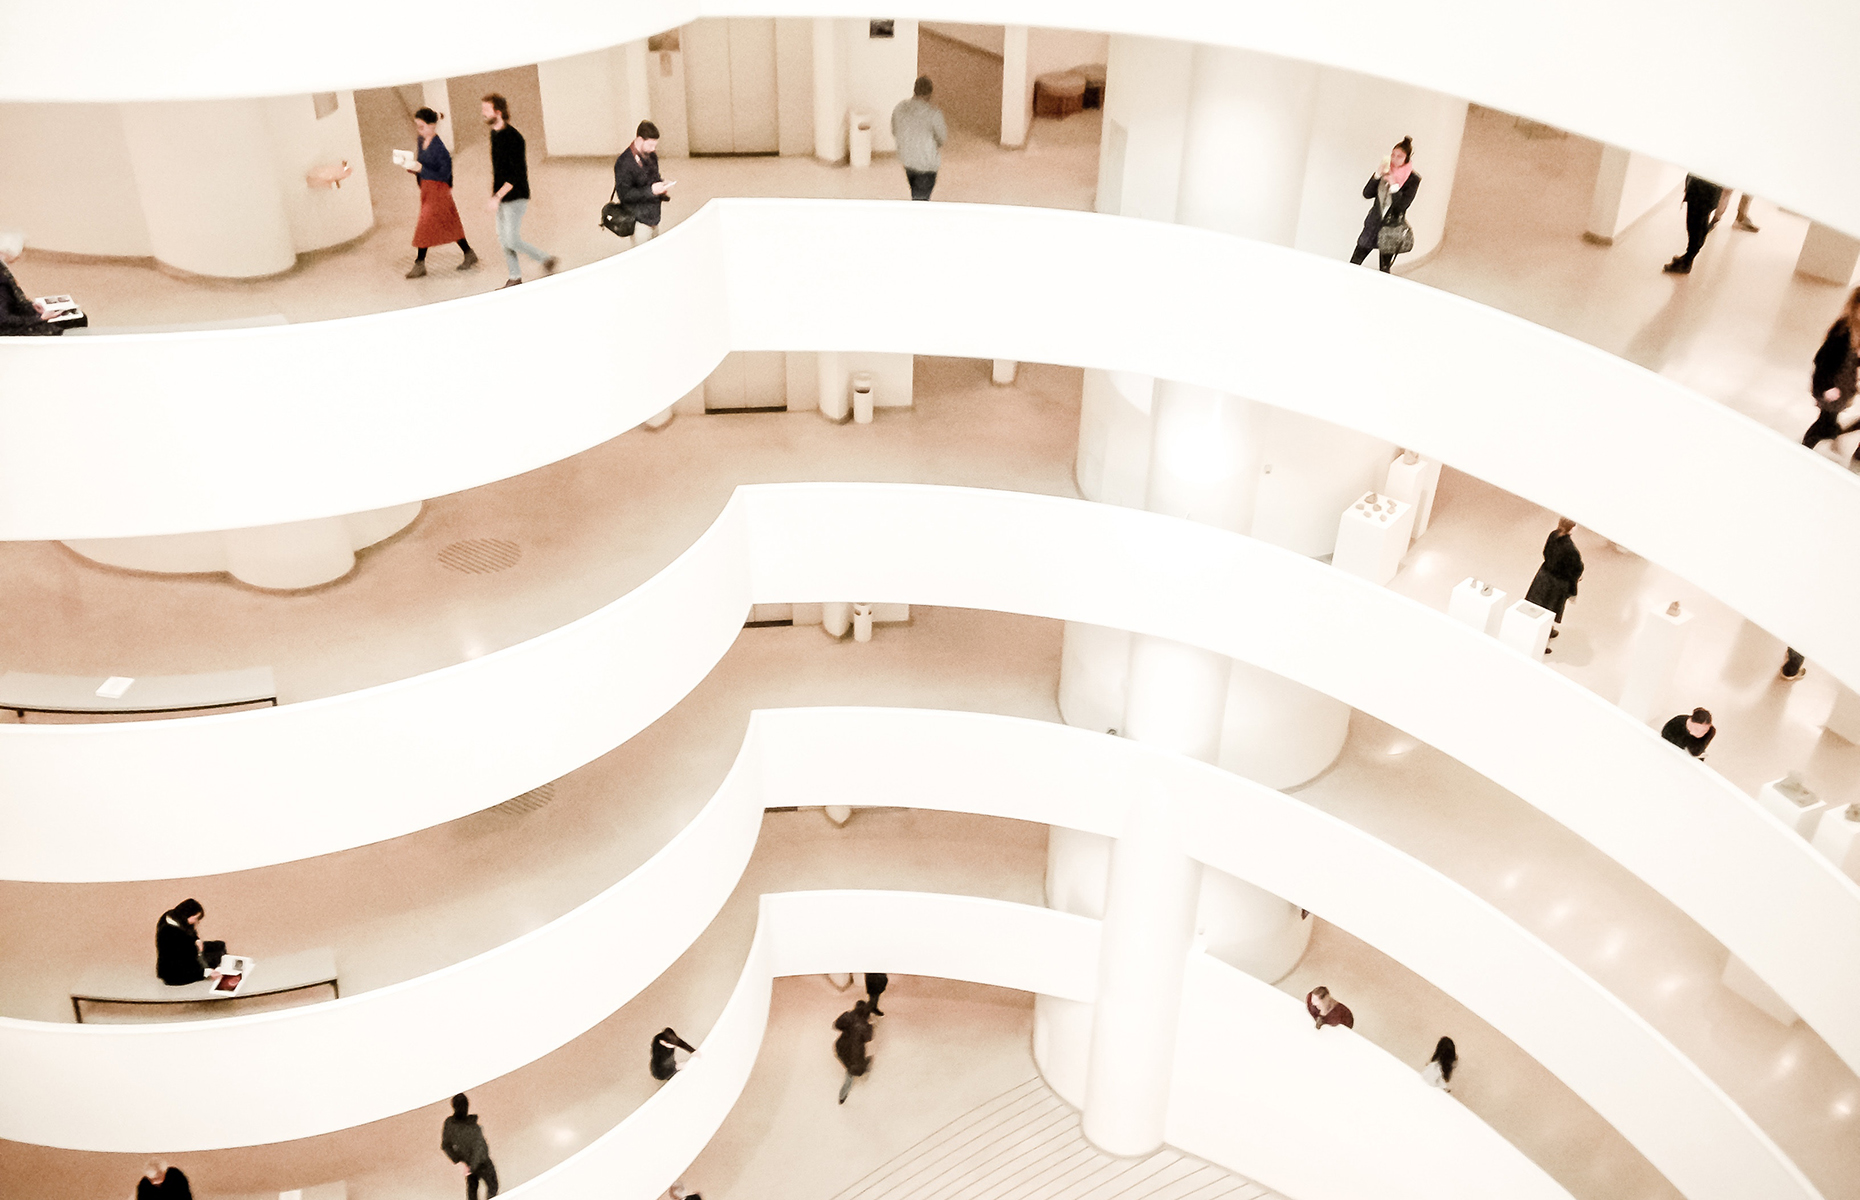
[404,107,477,278]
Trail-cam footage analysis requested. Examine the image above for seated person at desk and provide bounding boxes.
[135,1161,192,1200]
[156,899,222,986]
[0,233,63,337]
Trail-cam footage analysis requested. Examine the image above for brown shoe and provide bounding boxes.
[405,261,427,279]
[457,250,479,271]
[500,278,522,289]
[541,256,559,275]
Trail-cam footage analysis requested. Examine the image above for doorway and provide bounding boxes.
[683,18,779,155]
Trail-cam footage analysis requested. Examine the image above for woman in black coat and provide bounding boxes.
[1525,518,1584,652]
[155,899,208,985]
[1351,136,1421,273]
[1803,287,1860,454]
[649,1027,696,1081]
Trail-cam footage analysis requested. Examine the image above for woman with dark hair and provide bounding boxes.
[1525,517,1584,654]
[1803,286,1860,455]
[1420,1036,1457,1090]
[404,107,476,278]
[834,999,875,1104]
[649,1026,697,1081]
[1351,136,1421,273]
[155,899,210,985]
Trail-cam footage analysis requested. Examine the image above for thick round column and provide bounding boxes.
[1075,370,1153,508]
[1218,660,1352,788]
[1174,45,1319,243]
[1057,621,1131,734]
[1081,792,1202,1157]
[119,99,295,278]
[811,18,845,163]
[1123,634,1229,760]
[63,502,421,590]
[1144,380,1260,532]
[1197,864,1313,981]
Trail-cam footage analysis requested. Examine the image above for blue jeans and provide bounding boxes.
[495,199,550,277]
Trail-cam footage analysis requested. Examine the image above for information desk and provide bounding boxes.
[0,667,276,721]
[72,946,338,1023]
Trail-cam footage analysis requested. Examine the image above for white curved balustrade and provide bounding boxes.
[0,710,1810,1200]
[5,202,1856,698]
[1,2,1853,238]
[5,483,1857,1084]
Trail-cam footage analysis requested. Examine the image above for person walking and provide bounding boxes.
[135,1161,192,1200]
[1803,287,1860,454]
[834,999,875,1103]
[1525,517,1584,654]
[864,971,889,1017]
[441,1094,498,1200]
[1350,137,1420,273]
[614,121,673,247]
[404,107,477,278]
[0,233,63,336]
[890,76,948,201]
[1306,986,1354,1030]
[1660,708,1716,758]
[1419,1036,1457,1090]
[1663,174,1724,274]
[480,94,557,288]
[649,1026,697,1081]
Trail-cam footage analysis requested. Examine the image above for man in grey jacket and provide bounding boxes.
[890,76,948,201]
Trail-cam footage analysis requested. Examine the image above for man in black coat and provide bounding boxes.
[441,1093,499,1200]
[136,1161,192,1200]
[614,121,673,245]
[1525,518,1584,655]
[1664,175,1725,274]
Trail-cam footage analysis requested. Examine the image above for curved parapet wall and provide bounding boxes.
[0,712,1806,1200]
[3,484,1856,1085]
[0,2,1853,237]
[3,202,1855,697]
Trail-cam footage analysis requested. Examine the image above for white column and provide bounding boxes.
[1218,659,1351,791]
[1583,145,1685,247]
[62,502,422,590]
[1057,622,1131,733]
[1144,380,1260,533]
[1123,634,1229,760]
[1081,791,1201,1157]
[1074,369,1153,508]
[1096,36,1192,220]
[811,18,846,163]
[420,80,454,149]
[1174,44,1318,243]
[1001,25,1031,149]
[119,99,295,278]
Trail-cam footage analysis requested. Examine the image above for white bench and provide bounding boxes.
[0,667,276,721]
[72,946,339,1023]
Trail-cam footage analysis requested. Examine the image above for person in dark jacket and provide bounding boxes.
[441,1093,498,1200]
[1660,708,1716,758]
[136,1160,192,1200]
[614,120,673,246]
[834,1000,875,1104]
[864,971,888,1017]
[1663,174,1725,274]
[404,107,477,279]
[156,899,213,986]
[1803,287,1860,453]
[649,1026,697,1081]
[480,94,556,288]
[0,234,62,336]
[1350,136,1420,273]
[1524,518,1584,654]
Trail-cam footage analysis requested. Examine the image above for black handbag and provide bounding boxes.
[600,187,636,238]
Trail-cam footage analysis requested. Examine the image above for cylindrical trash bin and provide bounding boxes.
[851,372,875,424]
[824,805,853,826]
[849,112,874,167]
[852,603,874,643]
[823,601,852,638]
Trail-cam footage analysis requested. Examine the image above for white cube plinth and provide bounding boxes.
[1333,493,1415,586]
[1755,776,1826,838]
[1826,685,1860,744]
[1383,454,1443,539]
[1499,600,1555,656]
[1618,602,1694,722]
[991,359,1018,384]
[1721,954,1799,1025]
[1812,804,1860,881]
[1447,578,1508,636]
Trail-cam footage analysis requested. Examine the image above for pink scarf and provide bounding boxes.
[1386,161,1414,189]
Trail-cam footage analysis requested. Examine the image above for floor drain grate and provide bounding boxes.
[438,538,522,574]
[493,783,555,817]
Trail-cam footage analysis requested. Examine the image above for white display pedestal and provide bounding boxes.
[852,603,874,643]
[1721,954,1798,1026]
[824,805,852,826]
[1754,775,1826,838]
[1382,453,1443,539]
[1332,493,1415,585]
[822,601,852,638]
[992,359,1018,384]
[1446,578,1508,636]
[1826,685,1860,745]
[1812,804,1860,881]
[1498,600,1555,656]
[1617,602,1693,722]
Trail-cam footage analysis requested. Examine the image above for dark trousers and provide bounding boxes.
[1677,198,1712,266]
[905,169,937,201]
[1804,408,1847,449]
[466,1164,499,1200]
[1783,647,1806,677]
[1350,236,1395,272]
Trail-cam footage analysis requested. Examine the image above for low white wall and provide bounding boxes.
[4,202,1856,705]
[0,103,152,257]
[0,1,1854,238]
[4,485,1856,1096]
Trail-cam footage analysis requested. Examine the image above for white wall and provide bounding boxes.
[834,16,919,154]
[1,0,1855,238]
[1026,27,1109,76]
[0,103,152,256]
[921,21,1003,54]
[1587,145,1686,243]
[536,42,651,156]
[262,92,374,253]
